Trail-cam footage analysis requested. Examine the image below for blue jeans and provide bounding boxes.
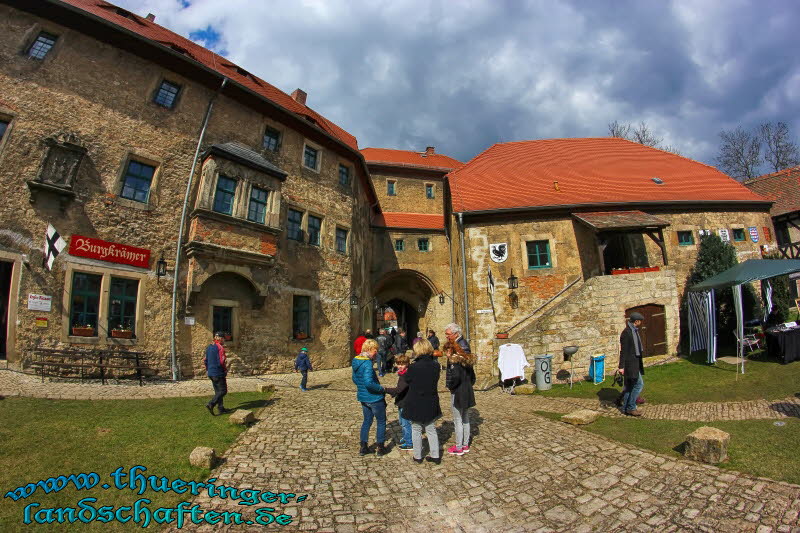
[622,374,644,412]
[376,352,386,376]
[398,407,412,445]
[360,400,387,444]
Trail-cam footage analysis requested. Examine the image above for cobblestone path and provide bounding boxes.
[159,369,798,533]
[2,367,799,422]
[3,368,800,531]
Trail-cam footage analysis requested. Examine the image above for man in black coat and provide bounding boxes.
[619,312,645,416]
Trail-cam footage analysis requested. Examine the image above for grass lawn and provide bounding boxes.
[536,348,800,404]
[0,391,269,531]
[536,411,800,486]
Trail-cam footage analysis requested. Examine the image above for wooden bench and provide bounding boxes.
[29,347,151,386]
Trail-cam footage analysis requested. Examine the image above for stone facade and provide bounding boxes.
[0,3,374,375]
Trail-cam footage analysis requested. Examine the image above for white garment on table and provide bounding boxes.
[498,343,529,381]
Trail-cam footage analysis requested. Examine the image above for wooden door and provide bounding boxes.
[627,304,667,356]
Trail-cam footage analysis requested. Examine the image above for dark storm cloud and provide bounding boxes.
[119,0,800,167]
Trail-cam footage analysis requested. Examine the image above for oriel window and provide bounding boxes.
[212,176,237,215]
[247,186,269,224]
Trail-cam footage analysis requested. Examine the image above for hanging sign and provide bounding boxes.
[748,227,759,243]
[69,235,150,268]
[27,294,52,312]
[489,243,508,263]
[718,229,730,242]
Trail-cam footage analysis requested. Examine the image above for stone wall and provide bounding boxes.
[370,167,446,215]
[0,5,373,374]
[499,270,680,378]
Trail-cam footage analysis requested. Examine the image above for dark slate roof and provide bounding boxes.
[204,143,287,179]
[573,210,670,231]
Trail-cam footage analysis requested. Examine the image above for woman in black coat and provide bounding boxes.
[403,339,442,464]
[445,341,476,455]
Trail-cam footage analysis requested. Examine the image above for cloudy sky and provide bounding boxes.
[117,0,799,169]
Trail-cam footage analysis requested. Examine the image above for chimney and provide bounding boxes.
[291,89,307,106]
[425,146,435,156]
[145,13,156,22]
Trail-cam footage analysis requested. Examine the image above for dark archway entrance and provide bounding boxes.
[374,269,439,338]
[0,261,12,359]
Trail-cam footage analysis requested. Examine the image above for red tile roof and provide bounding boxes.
[59,0,358,149]
[373,212,445,230]
[361,148,462,171]
[744,166,800,217]
[448,138,770,213]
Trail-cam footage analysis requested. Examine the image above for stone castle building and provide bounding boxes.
[0,0,776,380]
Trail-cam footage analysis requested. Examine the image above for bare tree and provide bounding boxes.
[716,127,761,181]
[608,120,632,139]
[760,121,800,173]
[630,121,663,148]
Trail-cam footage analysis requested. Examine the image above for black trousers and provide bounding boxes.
[208,375,227,409]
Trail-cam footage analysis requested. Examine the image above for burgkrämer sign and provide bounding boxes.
[68,235,150,269]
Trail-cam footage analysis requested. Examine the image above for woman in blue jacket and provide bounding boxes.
[352,339,388,456]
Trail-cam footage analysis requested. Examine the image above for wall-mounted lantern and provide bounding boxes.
[508,270,518,290]
[350,293,359,309]
[156,254,168,280]
[439,292,446,305]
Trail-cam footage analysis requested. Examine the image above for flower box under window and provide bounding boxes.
[111,330,133,339]
[72,327,95,337]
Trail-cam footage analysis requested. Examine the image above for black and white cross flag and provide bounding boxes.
[43,223,67,271]
[488,267,495,295]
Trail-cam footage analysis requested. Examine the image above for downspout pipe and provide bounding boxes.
[170,77,228,381]
[457,212,470,343]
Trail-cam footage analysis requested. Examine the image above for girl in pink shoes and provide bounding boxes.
[444,338,476,455]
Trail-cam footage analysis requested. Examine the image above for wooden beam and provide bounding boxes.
[645,230,669,266]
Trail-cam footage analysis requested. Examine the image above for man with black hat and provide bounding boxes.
[204,331,229,415]
[618,312,645,416]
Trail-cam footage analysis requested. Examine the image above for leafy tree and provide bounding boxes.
[686,234,762,343]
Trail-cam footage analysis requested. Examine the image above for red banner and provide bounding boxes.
[68,235,150,268]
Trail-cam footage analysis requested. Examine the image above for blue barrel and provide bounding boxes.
[589,355,606,384]
[534,354,553,390]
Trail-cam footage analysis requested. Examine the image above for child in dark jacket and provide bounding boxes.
[294,347,312,391]
[445,344,476,455]
[384,354,412,450]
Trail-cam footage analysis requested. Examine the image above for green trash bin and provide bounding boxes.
[534,354,553,390]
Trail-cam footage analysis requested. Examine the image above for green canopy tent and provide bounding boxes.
[689,259,800,372]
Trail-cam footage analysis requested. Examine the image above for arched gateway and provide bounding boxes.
[373,269,443,337]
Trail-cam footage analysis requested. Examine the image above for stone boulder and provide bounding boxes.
[189,447,217,469]
[229,409,256,425]
[683,426,730,464]
[513,384,536,395]
[561,409,600,425]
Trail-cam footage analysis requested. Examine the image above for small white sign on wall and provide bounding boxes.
[27,294,52,312]
[476,309,493,314]
[718,229,730,242]
[184,316,196,326]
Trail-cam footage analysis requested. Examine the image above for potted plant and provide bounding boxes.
[294,331,308,340]
[224,333,232,341]
[496,332,509,339]
[72,323,95,337]
[111,322,134,339]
